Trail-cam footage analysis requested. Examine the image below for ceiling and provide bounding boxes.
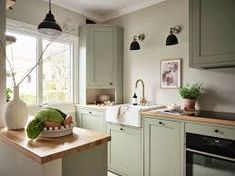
[48,0,166,22]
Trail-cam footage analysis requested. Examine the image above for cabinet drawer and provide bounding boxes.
[79,109,104,117]
[77,108,106,133]
[108,123,141,135]
[185,123,235,140]
[144,117,181,129]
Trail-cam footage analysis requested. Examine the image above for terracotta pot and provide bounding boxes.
[4,85,28,130]
[183,99,196,111]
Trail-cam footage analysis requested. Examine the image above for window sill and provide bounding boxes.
[27,103,76,115]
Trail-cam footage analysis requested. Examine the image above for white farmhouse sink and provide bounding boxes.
[106,104,165,127]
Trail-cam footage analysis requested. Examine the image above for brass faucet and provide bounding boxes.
[135,79,147,106]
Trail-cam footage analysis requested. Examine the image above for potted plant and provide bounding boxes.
[178,82,203,111]
[6,88,12,102]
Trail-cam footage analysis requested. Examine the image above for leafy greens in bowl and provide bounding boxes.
[26,108,74,139]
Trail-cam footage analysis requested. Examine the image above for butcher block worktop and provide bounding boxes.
[76,104,107,110]
[0,127,111,164]
[142,111,235,127]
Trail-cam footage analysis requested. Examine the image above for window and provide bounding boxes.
[42,40,72,103]
[6,32,37,105]
[6,29,75,105]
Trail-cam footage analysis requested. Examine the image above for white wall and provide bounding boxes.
[106,0,235,113]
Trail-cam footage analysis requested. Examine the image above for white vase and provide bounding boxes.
[4,85,28,130]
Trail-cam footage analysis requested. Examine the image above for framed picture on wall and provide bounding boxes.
[160,59,182,88]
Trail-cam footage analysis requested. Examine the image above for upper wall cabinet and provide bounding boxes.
[88,26,115,88]
[79,25,123,104]
[189,0,235,69]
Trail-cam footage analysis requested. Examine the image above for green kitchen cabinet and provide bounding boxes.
[79,25,123,104]
[189,0,235,68]
[88,26,115,88]
[144,117,184,176]
[77,107,106,133]
[107,123,142,176]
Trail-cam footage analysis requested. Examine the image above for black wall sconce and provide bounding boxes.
[130,33,145,50]
[166,25,181,46]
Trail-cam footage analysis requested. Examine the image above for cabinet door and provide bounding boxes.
[190,0,235,68]
[78,109,106,133]
[88,26,115,88]
[144,118,183,176]
[107,124,142,176]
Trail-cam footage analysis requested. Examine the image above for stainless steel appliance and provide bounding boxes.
[186,133,235,176]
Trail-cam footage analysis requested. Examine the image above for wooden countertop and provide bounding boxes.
[76,104,107,110]
[142,111,235,127]
[0,127,111,164]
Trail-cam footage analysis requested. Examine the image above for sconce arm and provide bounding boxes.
[134,33,145,41]
[170,25,181,34]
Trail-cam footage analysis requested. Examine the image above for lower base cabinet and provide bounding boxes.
[144,117,184,176]
[77,107,106,133]
[107,123,142,176]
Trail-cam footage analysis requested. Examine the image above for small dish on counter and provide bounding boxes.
[40,123,76,138]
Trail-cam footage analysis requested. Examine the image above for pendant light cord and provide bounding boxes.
[49,0,51,13]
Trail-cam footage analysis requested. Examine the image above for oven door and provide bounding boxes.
[186,147,235,176]
[186,133,235,176]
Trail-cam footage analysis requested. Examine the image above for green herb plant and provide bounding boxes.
[6,88,12,102]
[178,82,203,100]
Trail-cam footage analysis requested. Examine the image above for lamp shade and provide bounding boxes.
[130,40,140,50]
[38,11,62,36]
[166,33,178,45]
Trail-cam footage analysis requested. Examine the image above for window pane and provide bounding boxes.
[42,40,72,103]
[6,32,37,105]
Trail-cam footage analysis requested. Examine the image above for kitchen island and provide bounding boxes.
[0,127,111,176]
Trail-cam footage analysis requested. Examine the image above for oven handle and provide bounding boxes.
[186,148,235,163]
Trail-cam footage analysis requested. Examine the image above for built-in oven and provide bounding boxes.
[186,133,235,176]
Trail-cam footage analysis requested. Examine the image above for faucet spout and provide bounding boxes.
[135,79,147,106]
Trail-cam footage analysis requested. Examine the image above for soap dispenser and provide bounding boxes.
[132,93,138,106]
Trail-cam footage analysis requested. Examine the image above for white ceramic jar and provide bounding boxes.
[4,85,28,130]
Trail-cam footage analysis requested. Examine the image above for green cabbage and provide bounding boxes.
[35,109,64,123]
[26,118,44,139]
[26,109,65,139]
[46,108,67,119]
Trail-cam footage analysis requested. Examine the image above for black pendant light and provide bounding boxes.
[130,33,145,50]
[166,26,181,46]
[38,0,62,36]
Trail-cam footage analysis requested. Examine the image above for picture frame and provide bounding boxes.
[160,58,182,89]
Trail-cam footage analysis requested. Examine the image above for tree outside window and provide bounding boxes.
[6,31,73,105]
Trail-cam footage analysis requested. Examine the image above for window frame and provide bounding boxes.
[6,19,79,107]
